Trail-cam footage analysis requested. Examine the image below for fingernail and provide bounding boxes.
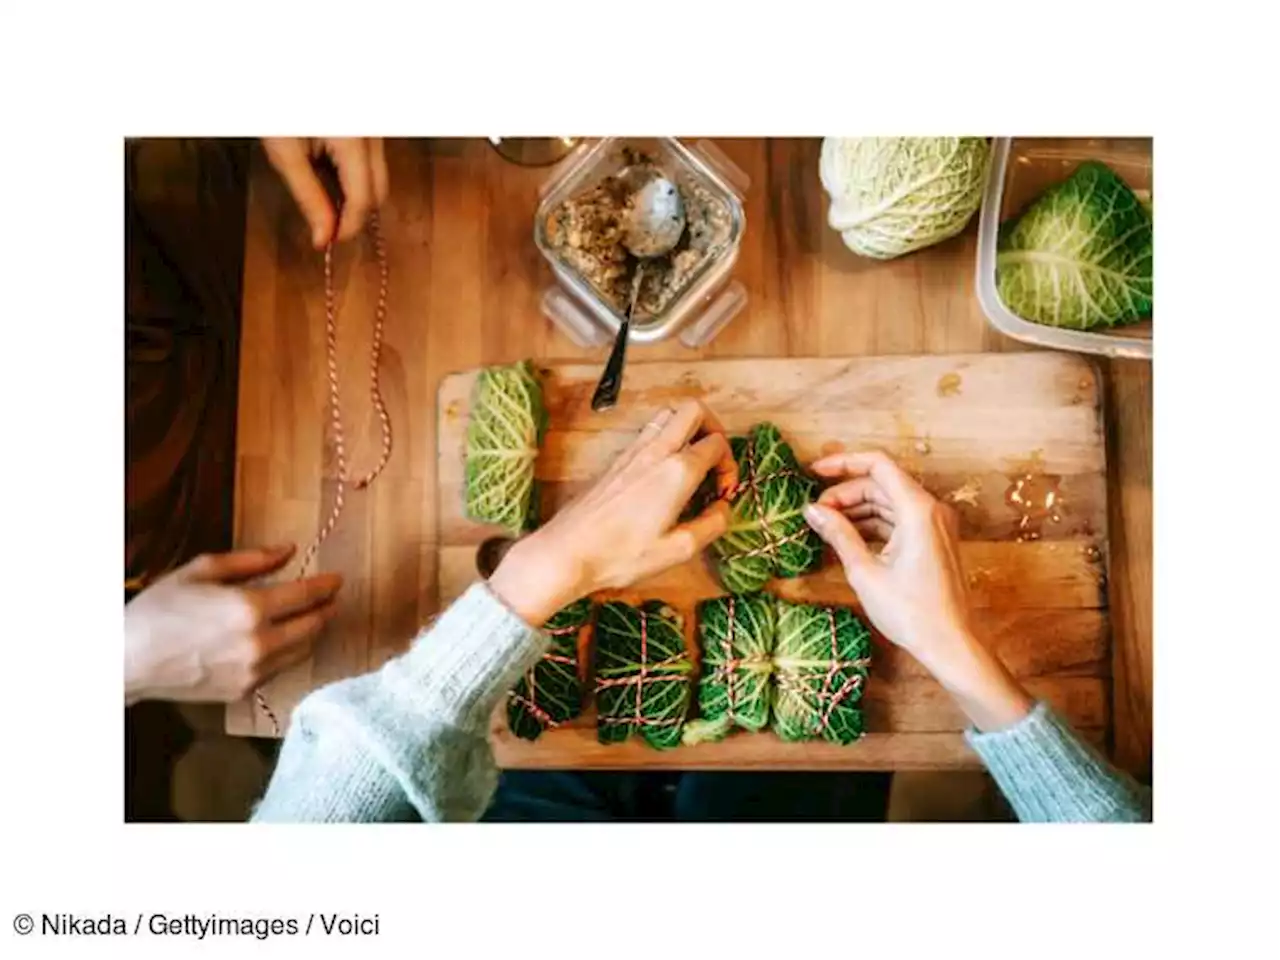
[803,504,825,528]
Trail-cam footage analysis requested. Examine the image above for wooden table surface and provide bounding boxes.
[227,138,1152,781]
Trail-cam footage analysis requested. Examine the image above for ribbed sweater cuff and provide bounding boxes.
[379,581,547,734]
[966,701,1151,823]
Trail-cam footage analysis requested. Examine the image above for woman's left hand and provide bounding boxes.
[487,400,738,626]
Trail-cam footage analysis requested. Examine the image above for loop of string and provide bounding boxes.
[254,214,393,736]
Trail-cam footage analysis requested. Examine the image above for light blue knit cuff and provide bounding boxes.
[379,582,548,734]
[966,701,1151,823]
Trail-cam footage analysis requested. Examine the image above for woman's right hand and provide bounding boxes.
[802,450,1033,731]
[262,138,389,249]
[488,400,737,628]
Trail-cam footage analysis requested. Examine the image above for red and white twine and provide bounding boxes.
[254,214,393,736]
[595,609,686,730]
[733,443,813,562]
[722,596,739,718]
[775,607,872,737]
[509,622,581,731]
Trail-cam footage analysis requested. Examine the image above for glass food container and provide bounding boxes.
[976,137,1153,360]
[534,138,749,348]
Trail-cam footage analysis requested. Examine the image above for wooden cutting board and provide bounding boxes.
[436,352,1109,770]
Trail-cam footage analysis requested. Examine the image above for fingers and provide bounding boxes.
[262,138,337,249]
[632,406,677,453]
[369,138,390,205]
[802,503,875,571]
[853,517,895,543]
[689,402,728,443]
[606,405,676,480]
[257,640,316,687]
[652,400,722,455]
[253,572,344,622]
[818,477,897,516]
[181,545,295,584]
[678,432,738,500]
[644,400,737,497]
[810,449,930,509]
[256,599,339,667]
[326,138,375,243]
[647,500,731,571]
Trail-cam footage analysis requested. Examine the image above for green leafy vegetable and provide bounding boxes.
[593,600,691,749]
[996,160,1153,330]
[709,423,823,594]
[772,599,872,745]
[507,598,593,741]
[464,360,546,535]
[682,594,776,745]
[820,137,988,260]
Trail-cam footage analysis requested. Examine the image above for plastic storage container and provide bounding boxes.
[534,138,749,349]
[976,137,1152,360]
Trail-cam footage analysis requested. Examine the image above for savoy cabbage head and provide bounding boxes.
[822,137,988,259]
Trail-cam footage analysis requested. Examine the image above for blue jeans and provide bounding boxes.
[481,771,892,822]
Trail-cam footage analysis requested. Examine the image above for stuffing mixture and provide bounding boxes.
[543,148,733,318]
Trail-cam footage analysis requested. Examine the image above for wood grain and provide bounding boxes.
[436,354,1109,769]
[229,138,1151,780]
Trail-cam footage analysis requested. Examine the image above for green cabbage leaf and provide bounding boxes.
[507,598,593,741]
[773,599,872,745]
[682,593,776,745]
[997,160,1153,330]
[464,360,546,535]
[593,600,691,750]
[709,423,823,594]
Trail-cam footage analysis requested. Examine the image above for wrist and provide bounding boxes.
[486,536,583,628]
[915,628,1033,732]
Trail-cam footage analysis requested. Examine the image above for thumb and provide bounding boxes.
[803,503,874,573]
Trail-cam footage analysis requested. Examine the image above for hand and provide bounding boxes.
[802,450,1032,731]
[124,545,343,706]
[488,400,738,627]
[262,138,389,249]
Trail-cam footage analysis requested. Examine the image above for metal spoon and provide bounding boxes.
[590,169,686,412]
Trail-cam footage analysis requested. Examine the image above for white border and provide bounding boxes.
[1,0,1278,955]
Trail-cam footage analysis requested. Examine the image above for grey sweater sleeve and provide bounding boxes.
[252,582,1151,824]
[252,582,545,823]
[966,701,1152,823]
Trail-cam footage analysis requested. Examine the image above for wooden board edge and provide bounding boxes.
[492,728,1108,771]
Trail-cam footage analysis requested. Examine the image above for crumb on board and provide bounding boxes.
[947,477,983,507]
[936,372,962,397]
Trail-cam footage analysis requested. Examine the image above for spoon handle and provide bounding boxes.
[590,265,645,412]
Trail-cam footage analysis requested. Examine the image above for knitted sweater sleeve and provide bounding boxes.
[966,701,1152,822]
[252,582,544,823]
